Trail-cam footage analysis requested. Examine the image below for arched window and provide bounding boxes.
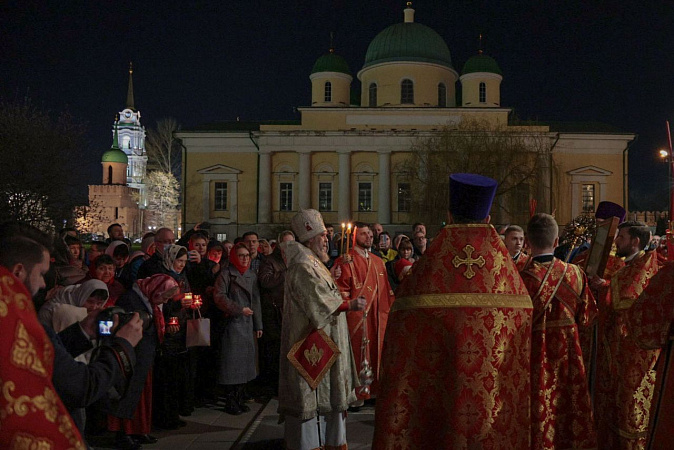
[369,83,377,107]
[479,82,486,103]
[324,81,332,102]
[438,83,447,107]
[401,79,414,104]
[108,166,113,184]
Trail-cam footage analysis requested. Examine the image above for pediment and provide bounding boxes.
[197,164,242,175]
[567,165,613,176]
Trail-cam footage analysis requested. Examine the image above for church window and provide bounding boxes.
[319,182,332,211]
[358,182,372,211]
[280,182,293,211]
[438,83,447,107]
[115,207,119,219]
[108,166,113,184]
[582,184,595,213]
[324,82,332,102]
[369,83,377,107]
[215,182,228,211]
[397,183,411,212]
[479,82,486,103]
[401,79,414,104]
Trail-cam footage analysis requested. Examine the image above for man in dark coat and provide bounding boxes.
[257,230,295,394]
[136,228,175,280]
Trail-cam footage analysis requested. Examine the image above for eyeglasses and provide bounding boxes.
[237,254,251,259]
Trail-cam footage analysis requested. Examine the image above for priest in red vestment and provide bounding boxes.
[373,173,533,449]
[333,222,395,400]
[0,236,86,449]
[520,213,597,449]
[626,262,674,450]
[592,221,660,449]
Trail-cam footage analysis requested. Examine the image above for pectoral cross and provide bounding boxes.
[452,245,485,279]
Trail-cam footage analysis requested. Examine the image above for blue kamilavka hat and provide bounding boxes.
[595,201,626,223]
[449,173,498,220]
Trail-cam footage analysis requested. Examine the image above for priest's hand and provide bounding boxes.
[590,274,607,290]
[349,296,367,311]
[242,307,254,316]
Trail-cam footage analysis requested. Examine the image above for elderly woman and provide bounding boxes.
[214,242,263,415]
[38,279,109,335]
[107,274,181,449]
[77,254,126,305]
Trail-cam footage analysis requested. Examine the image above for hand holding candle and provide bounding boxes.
[192,294,203,309]
[181,292,193,309]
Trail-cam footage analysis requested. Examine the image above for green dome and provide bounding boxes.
[363,22,453,69]
[312,51,351,75]
[462,53,502,75]
[102,148,128,164]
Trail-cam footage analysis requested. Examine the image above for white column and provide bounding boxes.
[378,151,391,224]
[338,151,351,221]
[570,182,580,219]
[202,180,210,222]
[258,152,272,223]
[299,151,311,209]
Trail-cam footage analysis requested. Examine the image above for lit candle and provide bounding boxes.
[352,226,358,249]
[346,223,352,254]
[168,316,179,326]
[184,292,193,301]
[193,294,202,308]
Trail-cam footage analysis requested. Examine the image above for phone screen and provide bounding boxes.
[98,320,113,335]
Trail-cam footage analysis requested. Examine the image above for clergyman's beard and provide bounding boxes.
[308,238,329,263]
[615,247,631,258]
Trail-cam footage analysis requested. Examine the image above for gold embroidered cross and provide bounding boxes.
[452,245,485,279]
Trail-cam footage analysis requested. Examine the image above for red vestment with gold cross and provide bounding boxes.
[595,250,661,449]
[520,257,598,449]
[626,262,674,450]
[372,224,533,449]
[0,265,85,449]
[333,249,394,398]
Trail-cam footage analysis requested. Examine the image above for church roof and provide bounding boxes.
[102,122,128,164]
[312,51,351,75]
[462,53,502,75]
[363,7,453,70]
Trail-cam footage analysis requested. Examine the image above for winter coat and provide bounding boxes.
[213,265,262,385]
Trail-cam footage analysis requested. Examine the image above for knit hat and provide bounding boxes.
[291,209,327,243]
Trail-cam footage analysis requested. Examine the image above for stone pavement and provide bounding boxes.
[91,398,376,449]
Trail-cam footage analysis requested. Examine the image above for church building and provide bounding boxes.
[177,4,635,239]
[87,64,148,237]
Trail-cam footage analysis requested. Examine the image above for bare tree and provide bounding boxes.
[397,118,551,229]
[145,118,181,177]
[0,97,87,230]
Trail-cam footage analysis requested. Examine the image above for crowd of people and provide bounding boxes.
[1,173,674,449]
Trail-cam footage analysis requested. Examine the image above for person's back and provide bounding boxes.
[373,174,533,449]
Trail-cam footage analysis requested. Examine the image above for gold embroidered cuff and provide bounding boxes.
[391,293,532,312]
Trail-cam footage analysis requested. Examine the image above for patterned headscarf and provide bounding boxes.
[162,244,188,273]
[136,274,179,343]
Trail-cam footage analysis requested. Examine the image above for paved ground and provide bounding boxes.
[91,398,376,449]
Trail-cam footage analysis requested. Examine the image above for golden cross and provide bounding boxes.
[452,245,486,279]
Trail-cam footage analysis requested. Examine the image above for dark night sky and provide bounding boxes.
[3,0,674,210]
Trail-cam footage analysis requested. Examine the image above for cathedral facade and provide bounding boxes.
[177,5,634,239]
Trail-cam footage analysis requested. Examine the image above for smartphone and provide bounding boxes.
[98,320,113,335]
[189,250,200,262]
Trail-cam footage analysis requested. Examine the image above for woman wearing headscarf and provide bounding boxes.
[38,279,109,335]
[154,244,196,425]
[214,243,263,415]
[107,240,134,289]
[78,254,126,305]
[107,274,180,449]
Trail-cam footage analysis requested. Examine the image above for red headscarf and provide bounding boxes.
[229,243,250,275]
[136,274,179,343]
